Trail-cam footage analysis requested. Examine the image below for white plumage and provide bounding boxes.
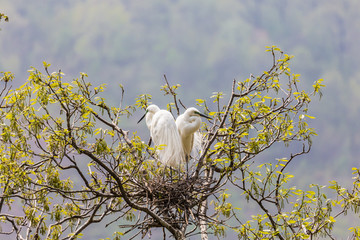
[176,107,210,160]
[141,104,185,167]
[138,105,210,170]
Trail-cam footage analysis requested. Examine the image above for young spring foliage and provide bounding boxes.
[0,47,359,240]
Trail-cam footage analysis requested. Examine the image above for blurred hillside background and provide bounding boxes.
[1,0,360,238]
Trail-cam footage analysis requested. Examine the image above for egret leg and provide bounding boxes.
[170,166,173,182]
[162,166,166,181]
[186,155,189,179]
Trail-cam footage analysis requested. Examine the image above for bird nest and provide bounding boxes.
[148,176,204,208]
[136,174,215,228]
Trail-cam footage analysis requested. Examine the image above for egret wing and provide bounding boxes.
[151,110,185,167]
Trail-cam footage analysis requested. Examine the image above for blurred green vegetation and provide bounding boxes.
[1,0,360,238]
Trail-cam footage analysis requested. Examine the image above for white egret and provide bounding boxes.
[138,104,185,168]
[176,107,211,167]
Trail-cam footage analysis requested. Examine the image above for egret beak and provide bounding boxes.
[197,112,211,120]
[137,111,147,124]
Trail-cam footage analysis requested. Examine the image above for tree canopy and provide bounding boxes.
[1,46,360,240]
[2,1,360,181]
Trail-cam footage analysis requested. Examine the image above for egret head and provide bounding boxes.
[185,107,211,120]
[146,104,161,114]
[137,104,161,127]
